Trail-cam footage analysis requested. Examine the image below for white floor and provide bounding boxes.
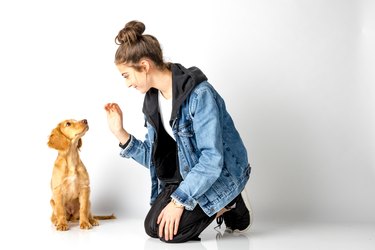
[4,217,374,250]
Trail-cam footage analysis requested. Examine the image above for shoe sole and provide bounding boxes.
[233,188,253,233]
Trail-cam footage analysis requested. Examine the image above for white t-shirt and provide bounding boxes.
[158,91,175,140]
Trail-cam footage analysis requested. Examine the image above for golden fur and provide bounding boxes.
[48,119,114,231]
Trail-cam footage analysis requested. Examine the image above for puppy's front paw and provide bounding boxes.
[79,220,93,230]
[56,222,69,231]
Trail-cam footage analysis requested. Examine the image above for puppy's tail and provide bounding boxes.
[93,214,116,220]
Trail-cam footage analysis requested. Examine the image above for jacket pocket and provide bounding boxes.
[177,122,200,164]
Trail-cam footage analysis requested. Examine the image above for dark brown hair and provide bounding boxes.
[114,20,169,71]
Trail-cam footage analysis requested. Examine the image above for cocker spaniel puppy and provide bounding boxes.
[48,119,114,231]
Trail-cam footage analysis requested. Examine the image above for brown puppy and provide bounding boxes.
[48,119,114,231]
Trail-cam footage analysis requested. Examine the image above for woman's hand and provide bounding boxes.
[157,201,184,241]
[104,103,130,144]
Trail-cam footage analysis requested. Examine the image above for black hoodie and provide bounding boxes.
[142,63,208,184]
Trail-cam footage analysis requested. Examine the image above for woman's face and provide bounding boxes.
[116,63,149,94]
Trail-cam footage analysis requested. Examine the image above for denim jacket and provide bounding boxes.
[119,64,251,217]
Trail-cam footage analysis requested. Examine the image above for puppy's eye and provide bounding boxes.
[65,122,71,127]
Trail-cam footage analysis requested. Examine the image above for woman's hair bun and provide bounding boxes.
[115,20,145,45]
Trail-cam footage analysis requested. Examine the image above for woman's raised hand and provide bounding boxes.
[104,103,130,144]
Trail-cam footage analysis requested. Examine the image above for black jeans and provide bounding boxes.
[144,184,216,243]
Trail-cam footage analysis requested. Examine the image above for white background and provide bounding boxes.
[0,0,374,239]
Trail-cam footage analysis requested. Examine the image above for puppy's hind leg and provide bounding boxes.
[89,211,99,227]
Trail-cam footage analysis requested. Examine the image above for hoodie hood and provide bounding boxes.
[170,63,208,121]
[142,63,208,127]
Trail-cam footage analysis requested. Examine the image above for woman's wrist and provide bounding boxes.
[115,129,130,145]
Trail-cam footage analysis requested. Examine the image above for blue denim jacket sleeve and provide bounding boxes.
[119,132,152,168]
[171,84,224,210]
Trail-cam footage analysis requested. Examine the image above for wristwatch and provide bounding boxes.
[171,198,184,208]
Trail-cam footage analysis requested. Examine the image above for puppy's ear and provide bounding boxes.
[48,127,69,150]
[77,138,82,150]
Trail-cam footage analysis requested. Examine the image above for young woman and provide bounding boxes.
[105,20,252,243]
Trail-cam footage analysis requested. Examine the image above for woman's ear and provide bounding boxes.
[47,127,69,151]
[140,59,150,72]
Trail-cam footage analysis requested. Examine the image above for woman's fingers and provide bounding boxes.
[104,103,121,112]
[158,218,166,238]
[157,212,174,240]
[174,219,180,235]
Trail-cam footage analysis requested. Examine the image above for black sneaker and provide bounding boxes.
[222,191,253,232]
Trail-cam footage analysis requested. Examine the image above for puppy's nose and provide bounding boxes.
[82,119,88,124]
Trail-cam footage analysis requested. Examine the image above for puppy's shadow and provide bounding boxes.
[90,158,126,210]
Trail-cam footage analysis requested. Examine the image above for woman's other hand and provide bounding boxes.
[157,201,184,241]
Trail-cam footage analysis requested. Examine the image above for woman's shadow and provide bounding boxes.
[215,228,250,250]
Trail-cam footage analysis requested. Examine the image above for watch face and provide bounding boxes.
[172,199,184,208]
